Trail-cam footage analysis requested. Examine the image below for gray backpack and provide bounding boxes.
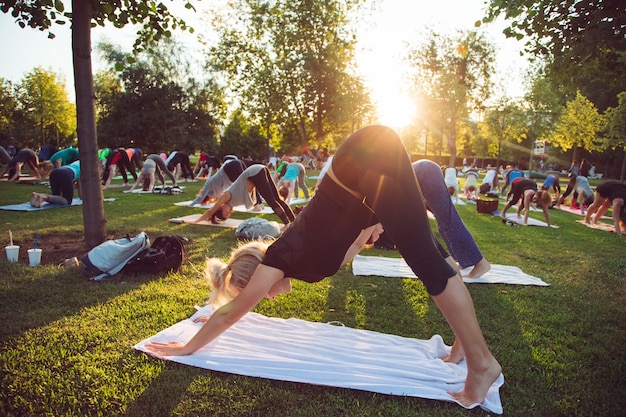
[235,218,281,240]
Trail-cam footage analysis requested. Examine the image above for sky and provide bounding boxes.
[0,0,529,128]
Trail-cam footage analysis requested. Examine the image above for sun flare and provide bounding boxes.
[375,92,417,129]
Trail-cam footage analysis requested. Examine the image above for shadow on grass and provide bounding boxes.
[0,260,154,343]
[124,361,207,417]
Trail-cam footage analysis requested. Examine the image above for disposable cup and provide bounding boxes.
[27,248,42,267]
[5,245,19,263]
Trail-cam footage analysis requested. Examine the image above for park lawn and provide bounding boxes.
[0,173,624,417]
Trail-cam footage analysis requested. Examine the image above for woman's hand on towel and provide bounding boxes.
[193,316,210,323]
[145,341,187,357]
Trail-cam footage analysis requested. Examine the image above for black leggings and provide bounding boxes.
[248,167,295,225]
[50,166,75,204]
[332,125,455,295]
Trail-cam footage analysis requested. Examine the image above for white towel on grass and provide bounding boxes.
[504,212,558,228]
[134,305,504,414]
[175,198,307,211]
[352,255,549,286]
[168,214,243,228]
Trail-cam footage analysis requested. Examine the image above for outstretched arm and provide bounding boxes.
[127,174,143,192]
[341,223,384,266]
[612,198,624,235]
[145,264,285,356]
[194,191,232,223]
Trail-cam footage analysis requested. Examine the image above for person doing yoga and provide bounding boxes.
[145,154,178,188]
[190,158,248,206]
[413,159,491,278]
[584,180,626,235]
[501,177,553,226]
[30,160,82,207]
[193,164,295,225]
[146,125,501,407]
[0,148,46,181]
[276,162,309,204]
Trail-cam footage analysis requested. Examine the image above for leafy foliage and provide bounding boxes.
[406,29,495,166]
[94,39,223,154]
[206,0,373,151]
[549,91,606,157]
[483,0,626,111]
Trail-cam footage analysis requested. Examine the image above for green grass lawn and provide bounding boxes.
[0,173,625,416]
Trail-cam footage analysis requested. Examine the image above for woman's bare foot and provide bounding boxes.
[449,356,502,407]
[442,338,465,364]
[466,258,491,279]
[30,192,43,208]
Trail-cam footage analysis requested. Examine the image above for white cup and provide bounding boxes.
[5,245,19,263]
[27,248,42,267]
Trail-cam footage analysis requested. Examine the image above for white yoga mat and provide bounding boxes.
[575,219,615,233]
[134,305,504,414]
[503,212,558,228]
[175,198,308,212]
[168,214,243,228]
[0,198,117,211]
[352,255,550,286]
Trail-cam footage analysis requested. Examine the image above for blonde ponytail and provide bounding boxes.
[205,240,271,307]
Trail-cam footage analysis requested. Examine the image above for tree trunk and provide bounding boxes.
[448,118,457,167]
[72,0,107,249]
[616,147,626,182]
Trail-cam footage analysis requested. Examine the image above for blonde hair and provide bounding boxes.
[205,240,270,307]
[535,190,552,207]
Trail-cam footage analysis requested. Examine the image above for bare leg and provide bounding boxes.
[466,257,491,279]
[432,277,501,406]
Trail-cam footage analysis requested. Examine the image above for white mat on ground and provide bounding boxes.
[503,212,558,228]
[124,186,186,194]
[0,198,117,211]
[175,198,308,212]
[576,219,615,233]
[133,304,504,414]
[168,213,243,228]
[353,255,549,286]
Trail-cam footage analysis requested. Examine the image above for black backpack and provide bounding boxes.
[121,235,187,275]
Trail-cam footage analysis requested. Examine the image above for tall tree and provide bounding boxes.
[207,0,369,151]
[483,0,626,111]
[95,39,223,154]
[0,78,18,143]
[603,91,626,181]
[479,99,528,168]
[1,0,195,248]
[17,67,76,148]
[407,29,495,166]
[549,91,605,162]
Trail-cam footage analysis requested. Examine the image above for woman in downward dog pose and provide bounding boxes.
[147,125,501,407]
[193,164,295,225]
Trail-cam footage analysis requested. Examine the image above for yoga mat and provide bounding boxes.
[175,198,308,212]
[575,219,615,233]
[556,204,610,219]
[124,186,186,194]
[503,212,558,228]
[0,198,117,211]
[352,255,550,286]
[168,214,243,228]
[134,305,504,414]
